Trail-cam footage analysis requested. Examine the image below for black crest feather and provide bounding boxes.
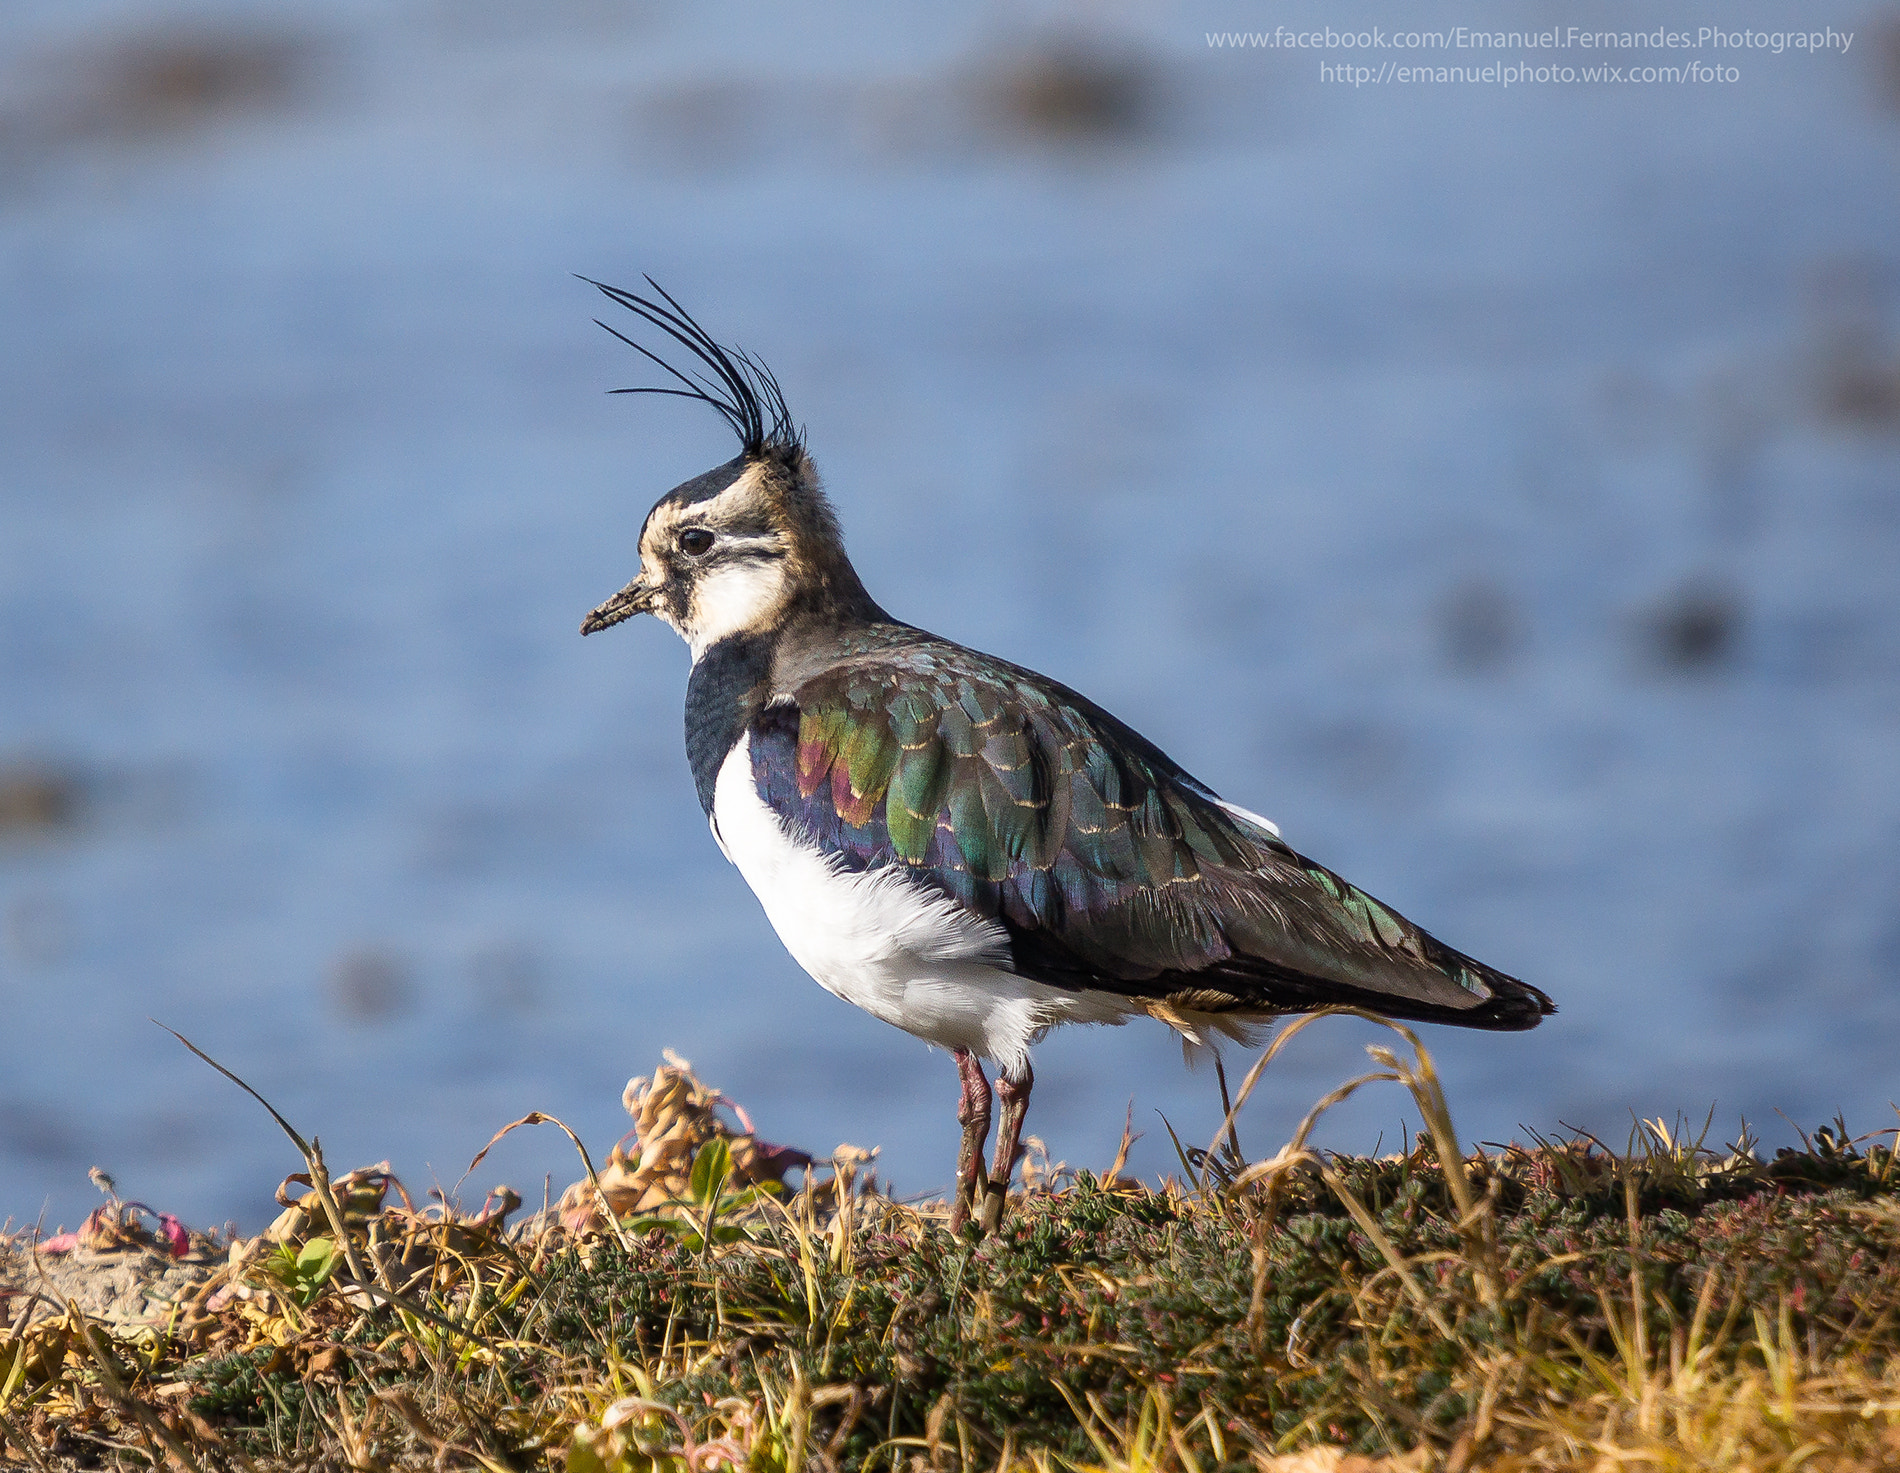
[583,276,801,458]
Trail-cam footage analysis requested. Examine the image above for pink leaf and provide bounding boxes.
[39,1232,80,1254]
[157,1213,189,1258]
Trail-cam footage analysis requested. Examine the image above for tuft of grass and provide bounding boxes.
[4,1022,1900,1471]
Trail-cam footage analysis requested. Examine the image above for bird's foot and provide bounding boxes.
[953,1162,996,1233]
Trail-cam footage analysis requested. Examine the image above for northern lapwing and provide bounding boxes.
[579,280,1554,1231]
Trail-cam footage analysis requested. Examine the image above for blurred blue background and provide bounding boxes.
[3,0,1898,1232]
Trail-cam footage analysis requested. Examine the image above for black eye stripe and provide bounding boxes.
[712,546,786,564]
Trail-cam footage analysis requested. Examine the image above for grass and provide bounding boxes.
[4,1013,1900,1472]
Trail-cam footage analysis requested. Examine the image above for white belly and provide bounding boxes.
[710,736,1134,1073]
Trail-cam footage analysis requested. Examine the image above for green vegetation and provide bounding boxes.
[4,1016,1900,1471]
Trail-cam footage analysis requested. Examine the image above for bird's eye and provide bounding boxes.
[678,528,715,556]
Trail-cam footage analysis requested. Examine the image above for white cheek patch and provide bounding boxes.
[687,559,789,657]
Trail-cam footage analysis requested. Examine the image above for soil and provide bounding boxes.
[0,1234,220,1330]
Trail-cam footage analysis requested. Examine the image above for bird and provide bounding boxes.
[578,278,1554,1232]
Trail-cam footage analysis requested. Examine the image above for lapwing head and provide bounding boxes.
[578,280,880,656]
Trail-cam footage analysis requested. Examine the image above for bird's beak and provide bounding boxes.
[580,571,660,635]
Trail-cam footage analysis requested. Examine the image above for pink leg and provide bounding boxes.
[950,1048,992,1233]
[979,1064,1034,1234]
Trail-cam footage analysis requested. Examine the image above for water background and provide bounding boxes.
[3,0,1898,1232]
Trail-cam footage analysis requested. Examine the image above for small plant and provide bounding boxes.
[624,1137,782,1251]
[259,1234,338,1307]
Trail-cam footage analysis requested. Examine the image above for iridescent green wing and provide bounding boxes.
[751,641,1547,1027]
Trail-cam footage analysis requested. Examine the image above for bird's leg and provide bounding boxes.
[978,1063,1033,1235]
[950,1048,992,1233]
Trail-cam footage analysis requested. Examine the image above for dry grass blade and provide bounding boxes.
[156,1021,377,1295]
[1362,1024,1502,1309]
[1228,1071,1400,1196]
[1217,1010,1503,1310]
[156,1022,510,1358]
[1312,1162,1454,1339]
[1207,1009,1352,1164]
[468,1110,635,1252]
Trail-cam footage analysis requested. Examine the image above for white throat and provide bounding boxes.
[685,559,789,661]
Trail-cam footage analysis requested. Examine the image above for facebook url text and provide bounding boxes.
[1206,27,1852,55]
